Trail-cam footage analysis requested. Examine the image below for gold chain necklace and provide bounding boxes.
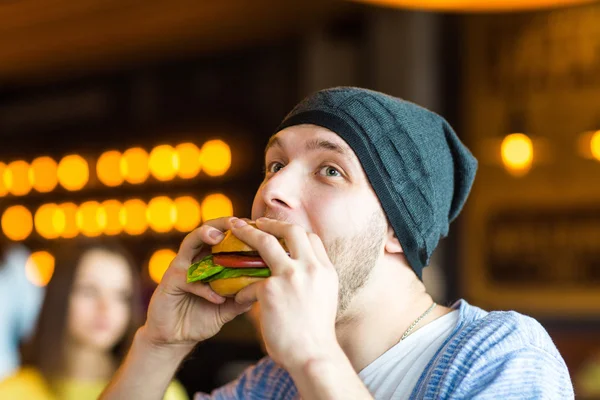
[400,302,437,342]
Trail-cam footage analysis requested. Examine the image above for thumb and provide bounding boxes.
[218,299,254,325]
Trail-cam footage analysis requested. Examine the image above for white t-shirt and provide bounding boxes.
[358,310,459,399]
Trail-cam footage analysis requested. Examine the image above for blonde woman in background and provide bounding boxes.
[0,239,188,400]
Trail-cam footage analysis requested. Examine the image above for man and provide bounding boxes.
[102,88,574,399]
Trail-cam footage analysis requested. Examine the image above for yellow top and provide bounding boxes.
[0,367,189,400]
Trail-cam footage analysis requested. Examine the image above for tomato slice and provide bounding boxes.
[213,254,267,268]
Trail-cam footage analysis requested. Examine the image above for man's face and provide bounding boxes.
[251,124,388,317]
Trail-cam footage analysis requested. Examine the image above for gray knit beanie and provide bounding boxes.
[276,87,477,279]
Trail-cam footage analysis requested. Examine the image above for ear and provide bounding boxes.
[384,226,404,254]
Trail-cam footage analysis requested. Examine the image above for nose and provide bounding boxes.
[260,164,302,212]
[96,294,111,316]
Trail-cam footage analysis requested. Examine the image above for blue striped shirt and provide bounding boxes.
[195,300,574,399]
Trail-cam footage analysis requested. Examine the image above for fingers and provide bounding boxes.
[307,232,333,268]
[159,217,237,306]
[255,218,314,260]
[182,281,226,304]
[176,217,235,266]
[234,279,264,304]
[160,265,226,304]
[230,219,292,274]
[218,299,255,325]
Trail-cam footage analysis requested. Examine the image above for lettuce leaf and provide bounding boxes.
[203,267,271,282]
[187,254,271,284]
[187,255,224,283]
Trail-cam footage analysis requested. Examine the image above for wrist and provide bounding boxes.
[135,326,195,363]
[287,341,348,377]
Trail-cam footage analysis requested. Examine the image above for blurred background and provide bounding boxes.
[1,0,600,398]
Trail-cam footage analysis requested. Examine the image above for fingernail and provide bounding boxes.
[233,219,247,228]
[209,228,224,240]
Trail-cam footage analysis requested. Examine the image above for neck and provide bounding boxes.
[62,340,115,382]
[335,260,451,372]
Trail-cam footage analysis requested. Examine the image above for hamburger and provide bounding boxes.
[186,222,287,297]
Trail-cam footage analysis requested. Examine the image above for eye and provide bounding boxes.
[319,165,341,178]
[75,284,98,298]
[266,162,285,174]
[117,290,132,304]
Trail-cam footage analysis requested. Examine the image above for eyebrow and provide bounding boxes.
[305,138,348,156]
[265,135,282,156]
[264,136,349,157]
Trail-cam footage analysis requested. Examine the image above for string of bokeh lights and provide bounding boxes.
[0,140,231,196]
[1,194,233,241]
[1,139,234,287]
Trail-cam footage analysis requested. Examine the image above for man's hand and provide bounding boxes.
[101,217,255,400]
[233,217,341,372]
[143,217,253,353]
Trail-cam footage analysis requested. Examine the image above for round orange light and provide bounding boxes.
[58,154,89,191]
[29,156,58,193]
[59,202,79,239]
[176,143,202,179]
[174,196,201,232]
[4,160,32,196]
[590,131,600,162]
[25,251,55,287]
[201,193,234,222]
[200,140,231,177]
[0,163,7,196]
[120,148,150,185]
[1,205,33,241]
[147,196,177,233]
[76,201,107,237]
[501,133,534,176]
[97,150,125,187]
[102,199,123,236]
[149,145,179,182]
[34,203,65,239]
[120,199,148,235]
[148,249,176,284]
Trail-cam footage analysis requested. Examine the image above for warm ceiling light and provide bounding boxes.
[102,199,123,236]
[501,133,533,176]
[29,156,58,193]
[120,147,150,185]
[149,145,179,182]
[201,193,234,222]
[148,249,176,284]
[4,160,32,196]
[1,205,33,241]
[76,201,107,237]
[147,196,177,233]
[200,140,231,177]
[590,131,600,162]
[0,163,7,196]
[97,150,125,187]
[349,0,597,12]
[25,251,55,287]
[35,203,65,239]
[57,154,89,191]
[176,143,202,179]
[174,196,201,233]
[59,202,79,239]
[119,199,148,235]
